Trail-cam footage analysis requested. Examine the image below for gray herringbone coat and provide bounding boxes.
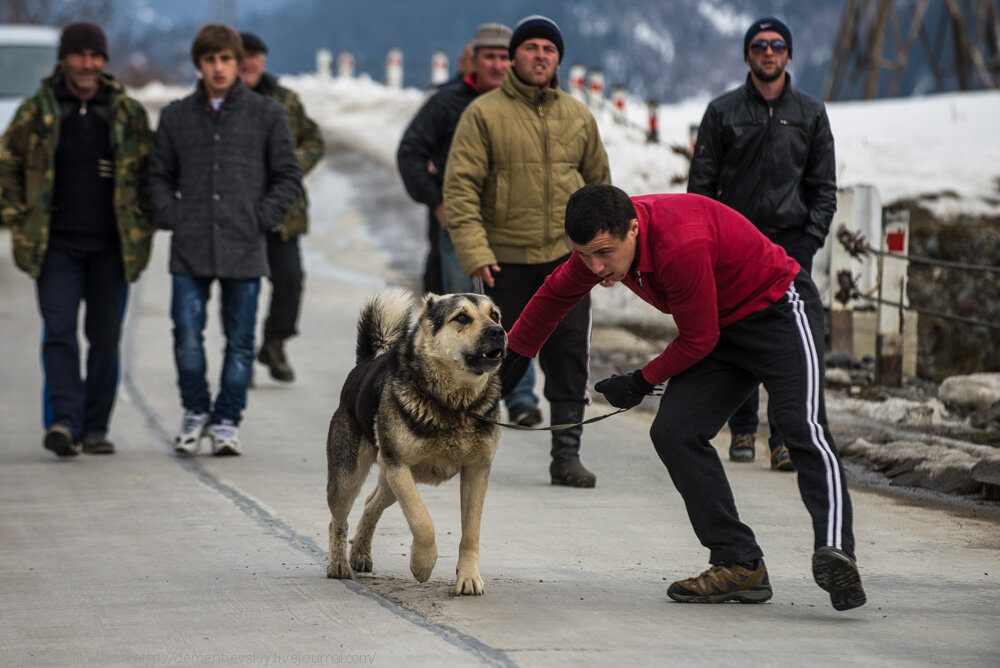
[149,80,303,278]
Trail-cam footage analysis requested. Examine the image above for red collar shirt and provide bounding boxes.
[507,194,800,384]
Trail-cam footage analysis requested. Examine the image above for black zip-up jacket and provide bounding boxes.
[688,73,836,249]
[396,76,481,210]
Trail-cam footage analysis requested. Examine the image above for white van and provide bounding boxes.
[0,24,60,131]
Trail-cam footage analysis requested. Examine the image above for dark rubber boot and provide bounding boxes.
[549,401,596,488]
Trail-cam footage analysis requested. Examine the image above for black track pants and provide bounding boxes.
[650,270,855,564]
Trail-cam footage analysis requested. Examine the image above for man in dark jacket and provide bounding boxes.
[688,17,837,471]
[149,24,302,457]
[397,22,512,296]
[238,32,325,384]
[0,22,154,458]
[499,184,865,612]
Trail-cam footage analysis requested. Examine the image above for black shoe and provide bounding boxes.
[813,546,866,611]
[667,560,773,603]
[770,444,795,471]
[82,431,115,455]
[509,402,542,427]
[257,337,295,382]
[44,425,79,458]
[729,432,756,462]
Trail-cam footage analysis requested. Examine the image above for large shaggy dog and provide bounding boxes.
[326,289,507,595]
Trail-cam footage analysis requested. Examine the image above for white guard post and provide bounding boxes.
[386,48,403,89]
[611,85,626,125]
[587,67,604,114]
[568,63,586,102]
[337,51,355,79]
[316,48,332,79]
[430,50,448,86]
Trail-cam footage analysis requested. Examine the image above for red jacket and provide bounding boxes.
[507,193,799,384]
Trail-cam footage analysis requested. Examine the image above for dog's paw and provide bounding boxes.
[349,549,373,573]
[410,540,438,583]
[454,572,485,595]
[326,559,354,580]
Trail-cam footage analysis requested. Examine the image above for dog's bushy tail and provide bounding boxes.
[356,287,416,363]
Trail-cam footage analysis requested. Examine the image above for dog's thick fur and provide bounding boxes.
[326,288,506,594]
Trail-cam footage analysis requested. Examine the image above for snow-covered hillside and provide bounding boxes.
[137,74,1000,217]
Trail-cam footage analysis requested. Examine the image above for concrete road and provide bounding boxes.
[1,166,998,665]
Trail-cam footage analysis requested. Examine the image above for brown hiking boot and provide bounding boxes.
[257,337,295,382]
[667,560,772,603]
[813,547,867,611]
[770,444,795,471]
[728,432,756,462]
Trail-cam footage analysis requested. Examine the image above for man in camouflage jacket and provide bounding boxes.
[0,22,153,458]
[239,32,324,383]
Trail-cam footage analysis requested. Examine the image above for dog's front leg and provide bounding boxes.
[383,463,437,582]
[455,464,491,595]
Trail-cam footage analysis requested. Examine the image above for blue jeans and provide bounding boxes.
[504,361,538,411]
[439,226,474,294]
[36,246,128,439]
[171,275,260,425]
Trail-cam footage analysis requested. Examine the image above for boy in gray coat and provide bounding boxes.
[149,24,302,456]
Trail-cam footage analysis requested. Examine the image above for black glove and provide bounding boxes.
[498,350,531,398]
[594,369,655,409]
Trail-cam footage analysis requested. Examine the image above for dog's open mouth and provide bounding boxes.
[465,347,505,373]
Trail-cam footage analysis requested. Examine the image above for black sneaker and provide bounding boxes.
[667,560,772,603]
[813,547,866,611]
[728,432,756,462]
[509,402,542,427]
[82,431,115,455]
[44,424,79,458]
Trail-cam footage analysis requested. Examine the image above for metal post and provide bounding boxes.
[646,100,659,144]
[875,207,910,386]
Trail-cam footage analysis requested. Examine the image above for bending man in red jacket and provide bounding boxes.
[500,184,865,611]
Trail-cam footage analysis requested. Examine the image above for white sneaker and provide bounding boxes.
[209,420,241,456]
[174,410,210,456]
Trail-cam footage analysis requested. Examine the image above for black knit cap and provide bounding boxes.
[240,32,268,54]
[509,15,564,63]
[743,17,792,59]
[59,22,108,60]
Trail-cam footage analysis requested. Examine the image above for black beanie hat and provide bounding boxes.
[59,22,109,60]
[743,17,792,59]
[240,32,268,54]
[509,15,564,63]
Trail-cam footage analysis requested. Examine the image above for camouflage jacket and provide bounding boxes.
[0,67,154,282]
[253,73,324,239]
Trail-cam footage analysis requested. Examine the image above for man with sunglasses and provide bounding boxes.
[688,17,837,472]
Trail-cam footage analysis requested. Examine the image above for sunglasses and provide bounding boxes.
[749,39,788,55]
